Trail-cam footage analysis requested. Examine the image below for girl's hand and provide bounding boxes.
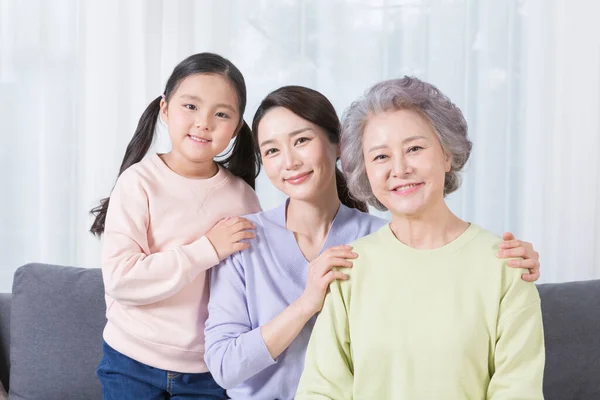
[498,232,541,282]
[298,245,358,316]
[206,217,256,261]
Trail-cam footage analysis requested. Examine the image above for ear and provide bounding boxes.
[444,152,452,172]
[159,98,169,125]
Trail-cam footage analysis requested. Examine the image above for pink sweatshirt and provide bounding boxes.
[101,154,261,373]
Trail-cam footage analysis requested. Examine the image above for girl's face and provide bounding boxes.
[362,109,451,218]
[160,73,240,164]
[257,107,339,202]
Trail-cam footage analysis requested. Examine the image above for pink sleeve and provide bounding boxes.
[100,169,219,306]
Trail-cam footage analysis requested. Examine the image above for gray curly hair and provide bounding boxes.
[340,76,473,211]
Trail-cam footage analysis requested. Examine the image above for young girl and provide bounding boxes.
[90,53,261,399]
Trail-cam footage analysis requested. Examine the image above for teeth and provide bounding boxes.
[189,135,209,143]
[395,183,419,190]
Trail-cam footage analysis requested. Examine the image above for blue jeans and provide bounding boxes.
[97,341,227,400]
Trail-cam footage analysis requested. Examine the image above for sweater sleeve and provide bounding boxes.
[204,252,276,389]
[295,276,354,399]
[487,266,545,400]
[101,169,220,307]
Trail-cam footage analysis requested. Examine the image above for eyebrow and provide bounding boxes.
[367,135,427,152]
[179,94,237,113]
[259,127,313,148]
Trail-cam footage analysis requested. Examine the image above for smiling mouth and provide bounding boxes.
[391,182,424,195]
[285,171,313,184]
[188,135,211,143]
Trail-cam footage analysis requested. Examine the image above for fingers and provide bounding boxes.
[521,270,540,282]
[225,216,254,228]
[231,230,256,243]
[502,232,516,241]
[232,242,251,252]
[499,239,522,249]
[497,247,526,258]
[507,258,538,269]
[323,270,349,284]
[229,220,256,233]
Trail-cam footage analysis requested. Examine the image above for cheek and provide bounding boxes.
[309,143,337,171]
[365,164,386,191]
[262,158,281,181]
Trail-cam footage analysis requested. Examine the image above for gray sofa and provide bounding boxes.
[0,263,599,399]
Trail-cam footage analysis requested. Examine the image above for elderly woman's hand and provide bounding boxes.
[298,245,357,316]
[497,232,541,282]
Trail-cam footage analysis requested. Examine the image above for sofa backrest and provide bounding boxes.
[537,279,600,400]
[8,263,105,400]
[0,293,10,391]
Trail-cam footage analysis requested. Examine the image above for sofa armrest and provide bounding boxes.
[0,293,11,391]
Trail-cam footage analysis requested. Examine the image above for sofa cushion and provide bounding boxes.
[9,263,105,400]
[538,279,600,400]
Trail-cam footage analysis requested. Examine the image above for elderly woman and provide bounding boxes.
[296,77,545,399]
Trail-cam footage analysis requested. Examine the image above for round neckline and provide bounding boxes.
[381,222,480,256]
[150,153,228,187]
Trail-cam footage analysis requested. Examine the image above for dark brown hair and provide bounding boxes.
[252,86,367,212]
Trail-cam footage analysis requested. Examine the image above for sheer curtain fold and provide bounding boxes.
[0,0,599,291]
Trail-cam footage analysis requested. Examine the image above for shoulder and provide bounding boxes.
[345,207,388,231]
[466,225,533,291]
[217,169,262,214]
[348,222,389,253]
[114,155,160,191]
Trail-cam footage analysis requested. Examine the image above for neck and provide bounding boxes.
[389,198,469,250]
[161,152,217,179]
[286,184,341,241]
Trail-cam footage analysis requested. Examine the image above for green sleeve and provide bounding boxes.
[487,267,545,399]
[295,277,354,399]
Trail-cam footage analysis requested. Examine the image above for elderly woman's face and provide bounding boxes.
[362,109,450,217]
[257,107,339,202]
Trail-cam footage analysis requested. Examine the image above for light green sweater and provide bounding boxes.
[296,224,545,400]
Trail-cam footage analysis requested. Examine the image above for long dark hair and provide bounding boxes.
[252,86,367,212]
[90,53,259,236]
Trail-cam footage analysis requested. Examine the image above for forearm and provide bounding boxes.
[261,297,315,360]
[102,236,218,305]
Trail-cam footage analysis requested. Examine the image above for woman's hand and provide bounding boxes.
[498,232,541,282]
[298,245,358,316]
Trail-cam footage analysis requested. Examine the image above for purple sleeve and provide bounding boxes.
[204,253,277,389]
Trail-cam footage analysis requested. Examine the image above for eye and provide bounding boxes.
[294,137,310,146]
[373,154,388,161]
[216,112,230,118]
[184,104,197,111]
[407,146,423,153]
[264,148,279,156]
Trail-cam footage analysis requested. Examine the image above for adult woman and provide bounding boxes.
[205,85,541,400]
[296,77,544,399]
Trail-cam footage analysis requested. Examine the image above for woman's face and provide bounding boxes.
[257,107,339,203]
[362,109,451,218]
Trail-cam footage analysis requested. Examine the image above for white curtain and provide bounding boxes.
[1,0,599,292]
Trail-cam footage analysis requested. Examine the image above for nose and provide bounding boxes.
[392,153,412,177]
[195,113,212,131]
[282,148,301,170]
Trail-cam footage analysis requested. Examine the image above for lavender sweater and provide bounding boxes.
[204,201,386,399]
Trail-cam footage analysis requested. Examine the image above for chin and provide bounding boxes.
[284,187,321,203]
